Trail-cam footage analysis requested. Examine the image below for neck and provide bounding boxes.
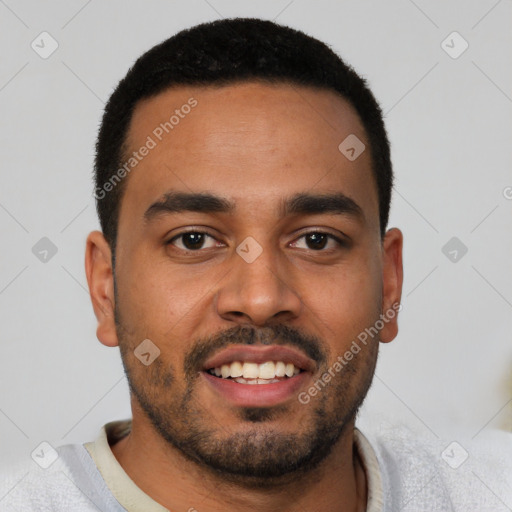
[111,408,367,512]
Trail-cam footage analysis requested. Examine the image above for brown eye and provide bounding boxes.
[304,233,328,250]
[290,232,344,251]
[169,232,217,251]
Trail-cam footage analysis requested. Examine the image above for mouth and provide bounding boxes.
[201,345,314,407]
[206,360,303,384]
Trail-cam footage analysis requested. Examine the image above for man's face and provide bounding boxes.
[91,82,402,481]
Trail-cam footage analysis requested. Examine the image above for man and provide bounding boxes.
[1,17,511,512]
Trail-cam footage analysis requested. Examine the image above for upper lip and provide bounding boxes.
[202,345,316,373]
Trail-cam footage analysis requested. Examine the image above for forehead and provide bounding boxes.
[119,81,378,230]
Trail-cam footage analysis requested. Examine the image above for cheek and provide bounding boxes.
[118,258,206,327]
[115,256,222,372]
[310,261,382,350]
[317,271,378,305]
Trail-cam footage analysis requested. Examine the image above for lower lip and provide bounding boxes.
[201,371,309,407]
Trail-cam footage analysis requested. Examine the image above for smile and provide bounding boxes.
[201,345,313,406]
[207,360,303,384]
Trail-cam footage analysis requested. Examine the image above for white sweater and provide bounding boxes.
[1,420,511,511]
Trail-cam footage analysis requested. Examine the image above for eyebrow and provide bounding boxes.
[143,191,363,223]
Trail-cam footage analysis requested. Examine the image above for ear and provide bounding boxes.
[379,227,403,343]
[85,230,119,347]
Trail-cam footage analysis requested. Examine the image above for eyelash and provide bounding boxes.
[166,229,347,252]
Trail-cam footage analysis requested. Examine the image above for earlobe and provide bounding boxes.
[380,227,404,343]
[85,231,119,347]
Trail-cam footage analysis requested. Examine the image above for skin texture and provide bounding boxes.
[85,82,403,512]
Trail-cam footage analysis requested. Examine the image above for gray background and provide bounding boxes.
[1,0,511,471]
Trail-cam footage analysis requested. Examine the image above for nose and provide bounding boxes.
[214,241,302,326]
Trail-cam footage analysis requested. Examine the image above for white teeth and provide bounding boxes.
[242,362,259,379]
[221,364,230,379]
[210,360,302,381]
[230,361,243,378]
[259,361,275,379]
[232,376,281,385]
[275,361,286,377]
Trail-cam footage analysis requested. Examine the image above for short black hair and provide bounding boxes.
[94,17,393,253]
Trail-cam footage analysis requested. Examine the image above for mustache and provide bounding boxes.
[184,324,327,377]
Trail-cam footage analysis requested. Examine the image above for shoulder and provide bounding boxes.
[0,443,125,512]
[357,421,512,511]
